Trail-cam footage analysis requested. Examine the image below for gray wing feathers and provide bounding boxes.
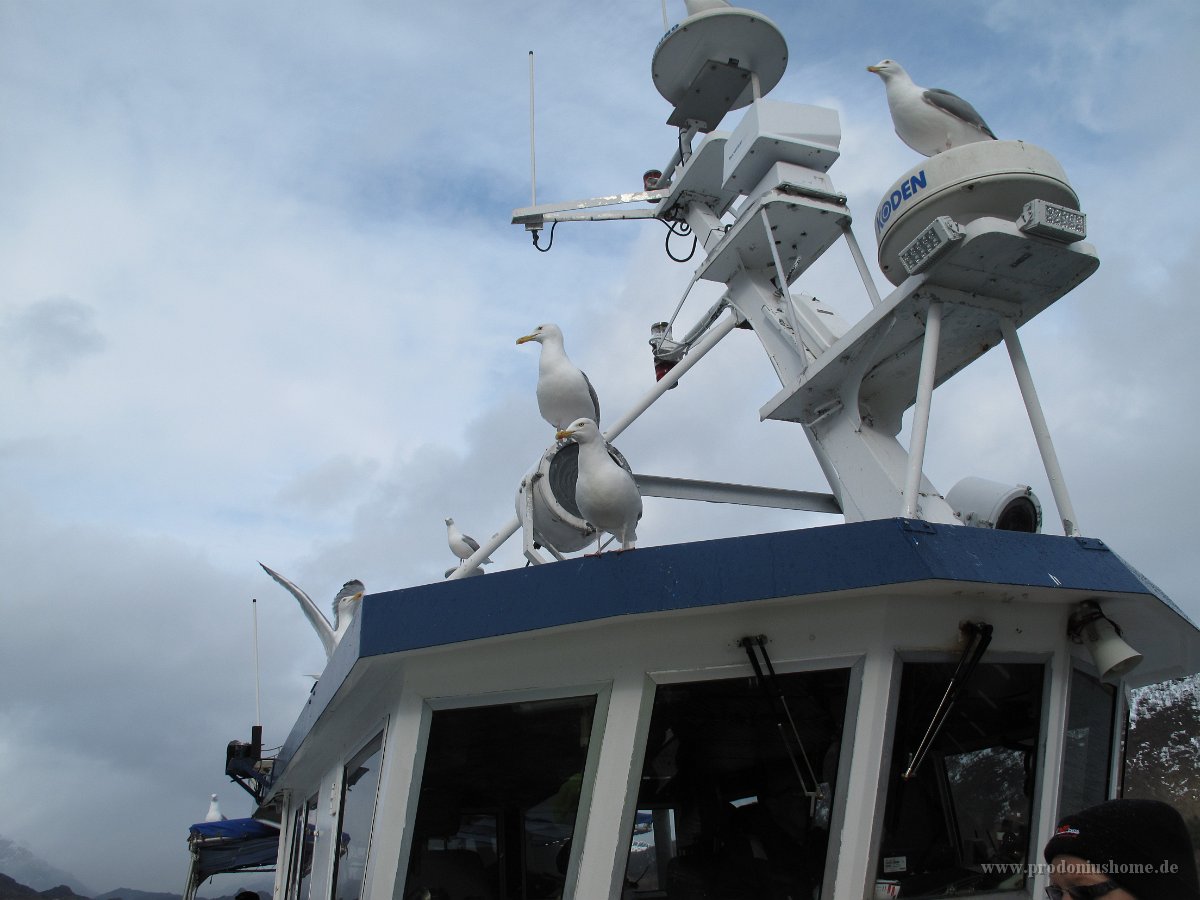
[259,562,337,659]
[923,88,997,137]
[584,372,601,424]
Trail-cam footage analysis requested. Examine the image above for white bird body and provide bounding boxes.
[205,793,226,822]
[259,564,364,659]
[517,323,600,431]
[446,517,493,564]
[868,59,996,156]
[556,419,642,553]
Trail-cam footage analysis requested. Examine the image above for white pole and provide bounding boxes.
[252,597,261,726]
[529,51,537,207]
[842,224,883,308]
[603,309,738,442]
[1000,318,1080,536]
[903,301,942,518]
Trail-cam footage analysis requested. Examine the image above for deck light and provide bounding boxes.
[1017,199,1086,242]
[898,215,963,276]
[1068,600,1142,681]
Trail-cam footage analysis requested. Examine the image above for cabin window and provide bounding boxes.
[875,662,1045,898]
[622,667,851,899]
[333,731,386,900]
[1058,668,1116,817]
[289,793,318,900]
[398,694,598,900]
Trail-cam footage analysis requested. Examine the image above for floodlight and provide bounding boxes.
[946,477,1042,533]
[898,216,964,276]
[1017,199,1087,242]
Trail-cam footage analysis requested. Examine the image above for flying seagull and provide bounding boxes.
[867,59,996,156]
[555,418,642,554]
[446,517,493,565]
[259,563,364,659]
[517,323,601,431]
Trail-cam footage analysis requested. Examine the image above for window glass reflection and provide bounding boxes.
[875,662,1045,897]
[623,668,851,898]
[291,794,318,900]
[399,695,597,900]
[333,732,385,900]
[1059,668,1116,818]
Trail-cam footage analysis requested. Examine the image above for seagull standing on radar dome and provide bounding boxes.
[517,323,601,432]
[446,517,493,565]
[868,59,997,156]
[555,418,642,554]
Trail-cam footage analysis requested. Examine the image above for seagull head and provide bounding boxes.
[516,323,562,346]
[444,517,454,526]
[555,418,601,443]
[867,59,908,82]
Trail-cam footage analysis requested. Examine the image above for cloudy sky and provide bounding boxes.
[2,0,1198,893]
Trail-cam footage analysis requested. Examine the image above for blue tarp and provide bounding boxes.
[187,818,278,883]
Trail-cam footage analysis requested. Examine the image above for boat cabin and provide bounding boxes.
[254,520,1198,899]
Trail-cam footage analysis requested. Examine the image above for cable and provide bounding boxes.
[661,217,696,263]
[531,220,557,253]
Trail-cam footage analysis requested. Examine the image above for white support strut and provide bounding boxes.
[903,301,943,518]
[1000,318,1081,536]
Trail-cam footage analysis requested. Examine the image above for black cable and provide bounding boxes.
[531,220,557,252]
[661,217,696,263]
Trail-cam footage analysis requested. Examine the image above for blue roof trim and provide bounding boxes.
[269,519,1179,788]
[358,519,1158,657]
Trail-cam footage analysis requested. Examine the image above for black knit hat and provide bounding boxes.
[1044,798,1200,899]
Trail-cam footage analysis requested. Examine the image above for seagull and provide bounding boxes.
[555,418,642,554]
[259,564,364,660]
[517,323,601,431]
[867,59,996,156]
[446,517,493,565]
[205,794,227,822]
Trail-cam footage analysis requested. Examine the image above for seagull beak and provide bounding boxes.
[867,65,882,73]
[555,428,575,440]
[516,334,535,345]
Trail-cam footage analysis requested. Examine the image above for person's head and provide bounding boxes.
[1042,798,1200,900]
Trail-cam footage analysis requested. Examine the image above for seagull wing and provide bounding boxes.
[584,372,601,425]
[923,88,996,138]
[260,562,337,659]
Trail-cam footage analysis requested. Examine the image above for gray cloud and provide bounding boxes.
[2,297,105,374]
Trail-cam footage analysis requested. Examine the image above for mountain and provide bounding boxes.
[0,873,88,900]
[0,841,92,897]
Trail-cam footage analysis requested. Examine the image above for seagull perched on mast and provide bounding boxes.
[446,517,493,565]
[867,59,996,156]
[259,564,364,660]
[517,323,600,431]
[555,418,642,554]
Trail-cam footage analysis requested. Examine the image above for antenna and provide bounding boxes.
[661,0,668,30]
[249,596,263,761]
[528,50,537,207]
[252,597,262,727]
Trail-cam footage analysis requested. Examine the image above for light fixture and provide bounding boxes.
[946,476,1042,533]
[1068,600,1143,680]
[898,215,964,275]
[1017,199,1087,242]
